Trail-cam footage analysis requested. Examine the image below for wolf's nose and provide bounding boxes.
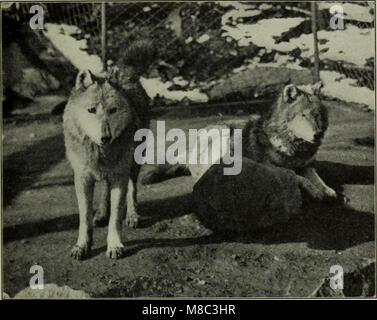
[314,132,322,140]
[101,136,111,144]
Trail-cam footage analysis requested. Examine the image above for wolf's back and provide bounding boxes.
[117,40,157,128]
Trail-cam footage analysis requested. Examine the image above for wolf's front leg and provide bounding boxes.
[106,180,127,259]
[296,175,326,201]
[125,178,139,228]
[93,180,110,227]
[302,167,337,199]
[71,174,94,260]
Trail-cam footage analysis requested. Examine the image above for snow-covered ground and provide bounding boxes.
[222,17,307,48]
[234,59,374,110]
[221,4,373,67]
[220,1,374,110]
[44,2,374,110]
[288,26,373,67]
[140,77,209,103]
[44,23,209,103]
[318,2,374,23]
[43,23,103,74]
[321,70,374,110]
[220,1,261,26]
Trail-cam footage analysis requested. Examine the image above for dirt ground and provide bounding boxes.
[3,99,375,298]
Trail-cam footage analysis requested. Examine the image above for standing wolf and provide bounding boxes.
[64,42,154,260]
[142,81,337,201]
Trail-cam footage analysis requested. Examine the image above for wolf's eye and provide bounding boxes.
[302,113,306,118]
[109,108,117,114]
[88,107,96,114]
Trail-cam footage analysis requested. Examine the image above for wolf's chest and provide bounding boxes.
[88,144,136,180]
[265,147,314,169]
[65,133,136,181]
[243,129,314,169]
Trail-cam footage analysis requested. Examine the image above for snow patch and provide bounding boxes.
[221,2,261,26]
[173,76,189,87]
[318,2,374,23]
[222,15,373,67]
[240,60,374,110]
[44,23,103,74]
[222,18,306,48]
[286,25,374,67]
[321,70,374,110]
[197,34,210,44]
[140,77,209,103]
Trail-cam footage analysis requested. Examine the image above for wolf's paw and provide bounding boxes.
[93,213,109,227]
[324,187,337,199]
[70,244,90,260]
[322,187,345,204]
[333,192,349,205]
[342,195,350,204]
[106,245,124,259]
[322,188,349,205]
[306,185,328,201]
[125,212,139,228]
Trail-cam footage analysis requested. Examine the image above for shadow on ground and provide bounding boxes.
[314,160,374,186]
[3,134,66,207]
[120,201,374,257]
[4,161,374,255]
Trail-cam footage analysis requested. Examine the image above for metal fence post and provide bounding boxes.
[101,3,107,71]
[311,2,320,83]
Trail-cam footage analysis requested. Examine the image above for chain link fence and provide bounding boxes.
[3,1,375,110]
[316,2,374,90]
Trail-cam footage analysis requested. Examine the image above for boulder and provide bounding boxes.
[193,157,303,233]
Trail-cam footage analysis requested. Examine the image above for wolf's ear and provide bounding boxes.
[297,81,323,96]
[282,84,299,102]
[311,81,323,95]
[75,70,95,90]
[107,65,121,86]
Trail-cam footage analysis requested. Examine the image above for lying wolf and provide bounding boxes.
[142,81,338,201]
[241,81,337,200]
[63,42,154,260]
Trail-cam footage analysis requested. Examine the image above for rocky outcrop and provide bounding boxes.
[13,284,91,299]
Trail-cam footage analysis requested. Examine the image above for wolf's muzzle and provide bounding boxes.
[101,123,112,144]
[101,136,111,144]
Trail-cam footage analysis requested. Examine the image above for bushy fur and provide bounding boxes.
[240,83,337,201]
[242,83,328,169]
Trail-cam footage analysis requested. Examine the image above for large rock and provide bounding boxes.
[192,158,303,233]
[209,66,313,101]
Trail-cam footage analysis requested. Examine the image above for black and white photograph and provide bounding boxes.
[1,1,375,300]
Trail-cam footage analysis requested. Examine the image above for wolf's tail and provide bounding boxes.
[141,164,191,185]
[119,39,157,76]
